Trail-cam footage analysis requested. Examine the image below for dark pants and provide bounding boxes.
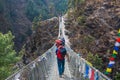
[57,59,65,75]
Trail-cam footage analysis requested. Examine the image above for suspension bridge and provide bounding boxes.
[6,17,111,80]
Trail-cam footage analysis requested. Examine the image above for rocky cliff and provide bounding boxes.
[65,0,120,79]
[22,17,59,63]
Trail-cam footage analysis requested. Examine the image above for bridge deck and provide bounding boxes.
[48,56,72,80]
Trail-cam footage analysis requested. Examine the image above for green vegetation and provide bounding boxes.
[25,0,52,21]
[86,52,103,71]
[25,0,68,21]
[77,15,86,25]
[54,0,68,14]
[68,0,86,24]
[0,0,4,13]
[83,35,95,44]
[68,0,85,8]
[0,31,20,80]
[115,72,120,80]
[26,0,68,31]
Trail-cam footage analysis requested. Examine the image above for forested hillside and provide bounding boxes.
[0,0,68,51]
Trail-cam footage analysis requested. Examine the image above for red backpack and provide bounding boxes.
[56,46,66,60]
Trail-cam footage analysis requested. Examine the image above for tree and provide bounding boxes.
[68,0,85,8]
[115,72,120,80]
[0,31,20,80]
[86,52,103,71]
[25,0,40,21]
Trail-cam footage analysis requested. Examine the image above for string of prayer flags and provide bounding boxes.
[105,29,120,74]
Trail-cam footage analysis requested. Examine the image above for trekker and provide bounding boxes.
[61,38,65,46]
[55,39,69,78]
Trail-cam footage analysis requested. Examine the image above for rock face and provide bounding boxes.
[23,17,59,62]
[65,0,120,79]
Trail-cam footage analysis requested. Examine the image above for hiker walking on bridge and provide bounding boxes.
[55,39,70,78]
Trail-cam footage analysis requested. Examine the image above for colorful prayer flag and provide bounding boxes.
[115,42,120,47]
[116,38,120,43]
[81,60,86,74]
[109,57,115,61]
[106,68,112,73]
[109,61,115,65]
[90,69,95,80]
[104,71,109,75]
[113,50,118,55]
[118,29,120,33]
[118,33,120,37]
[86,61,92,67]
[112,54,117,58]
[108,64,114,68]
[95,71,99,80]
[84,64,89,78]
[114,46,119,51]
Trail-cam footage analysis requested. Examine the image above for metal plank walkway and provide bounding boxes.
[48,55,72,80]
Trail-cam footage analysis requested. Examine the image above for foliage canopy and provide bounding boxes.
[0,31,20,80]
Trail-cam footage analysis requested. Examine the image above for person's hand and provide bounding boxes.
[66,53,70,62]
[67,58,70,63]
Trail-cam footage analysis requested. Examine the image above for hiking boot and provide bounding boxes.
[59,75,62,78]
[62,74,65,78]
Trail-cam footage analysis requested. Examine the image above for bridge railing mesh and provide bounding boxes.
[66,46,111,80]
[6,45,111,80]
[5,46,55,80]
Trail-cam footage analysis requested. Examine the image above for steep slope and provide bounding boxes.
[22,17,59,64]
[65,0,120,79]
[0,0,68,51]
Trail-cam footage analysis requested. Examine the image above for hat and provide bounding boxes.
[55,39,62,45]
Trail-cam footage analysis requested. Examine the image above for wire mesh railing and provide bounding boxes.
[66,46,111,80]
[6,45,111,80]
[5,46,56,80]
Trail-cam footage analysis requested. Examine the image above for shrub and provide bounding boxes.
[86,52,103,71]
